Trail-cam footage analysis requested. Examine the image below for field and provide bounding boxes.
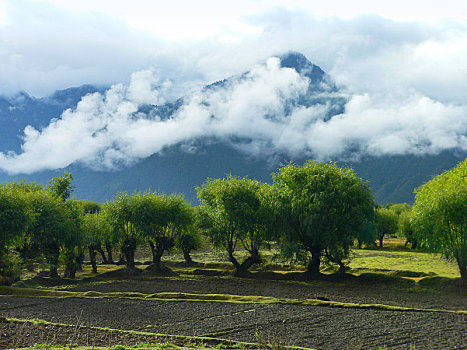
[1,239,466,350]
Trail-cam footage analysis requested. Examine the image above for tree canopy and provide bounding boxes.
[197,176,271,275]
[272,161,375,276]
[412,159,467,281]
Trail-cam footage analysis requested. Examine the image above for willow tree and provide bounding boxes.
[102,192,140,271]
[0,185,33,284]
[412,159,467,281]
[197,176,271,275]
[132,191,193,272]
[272,161,375,277]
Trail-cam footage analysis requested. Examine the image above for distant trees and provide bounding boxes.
[375,208,398,247]
[271,161,375,276]
[412,159,467,281]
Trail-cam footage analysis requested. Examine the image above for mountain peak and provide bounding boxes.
[279,52,325,84]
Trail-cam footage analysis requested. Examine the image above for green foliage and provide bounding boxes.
[102,192,141,269]
[47,172,75,201]
[0,185,33,249]
[375,207,399,247]
[25,188,75,276]
[79,200,101,214]
[271,161,376,276]
[0,249,22,285]
[175,221,203,264]
[412,159,467,280]
[398,210,417,249]
[132,191,194,270]
[197,176,271,274]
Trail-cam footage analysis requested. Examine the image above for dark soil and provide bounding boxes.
[0,295,465,350]
[66,276,467,311]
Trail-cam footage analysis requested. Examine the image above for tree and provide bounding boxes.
[175,220,203,265]
[60,200,86,279]
[197,176,271,275]
[3,182,44,272]
[272,161,375,277]
[133,192,193,272]
[26,189,71,277]
[47,172,75,201]
[82,212,111,273]
[412,159,467,281]
[0,186,33,284]
[398,211,418,249]
[102,192,141,271]
[375,207,398,247]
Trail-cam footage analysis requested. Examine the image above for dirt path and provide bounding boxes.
[0,296,465,349]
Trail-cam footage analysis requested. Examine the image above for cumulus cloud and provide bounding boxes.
[1,57,466,174]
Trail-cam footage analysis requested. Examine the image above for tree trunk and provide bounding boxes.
[234,251,262,276]
[307,248,321,278]
[64,261,77,279]
[89,246,98,273]
[76,251,84,271]
[456,255,466,282]
[148,241,164,271]
[46,244,60,278]
[183,249,193,265]
[121,238,136,269]
[379,235,384,248]
[105,244,114,264]
[97,246,108,264]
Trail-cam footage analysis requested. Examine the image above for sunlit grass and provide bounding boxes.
[349,241,459,279]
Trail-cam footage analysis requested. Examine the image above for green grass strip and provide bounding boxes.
[4,316,313,350]
[1,286,465,315]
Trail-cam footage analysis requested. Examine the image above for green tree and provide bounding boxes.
[175,220,203,265]
[0,186,34,284]
[375,207,399,247]
[82,211,111,273]
[272,161,375,277]
[3,182,44,272]
[26,189,71,277]
[197,176,271,275]
[412,159,467,281]
[398,211,418,249]
[102,192,141,271]
[60,199,86,279]
[47,172,75,201]
[133,192,193,272]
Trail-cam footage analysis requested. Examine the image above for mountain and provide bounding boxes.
[0,53,465,204]
[0,85,107,153]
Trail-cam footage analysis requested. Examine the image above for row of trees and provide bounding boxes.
[1,159,466,284]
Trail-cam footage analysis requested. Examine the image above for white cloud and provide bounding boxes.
[1,57,466,174]
[1,1,467,174]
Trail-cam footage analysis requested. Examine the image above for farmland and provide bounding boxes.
[1,240,466,350]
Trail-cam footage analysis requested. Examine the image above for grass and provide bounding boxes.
[1,286,465,314]
[349,242,460,279]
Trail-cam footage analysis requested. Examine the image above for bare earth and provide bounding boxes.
[1,277,466,349]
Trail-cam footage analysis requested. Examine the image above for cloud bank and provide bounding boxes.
[1,57,466,174]
[1,1,466,174]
